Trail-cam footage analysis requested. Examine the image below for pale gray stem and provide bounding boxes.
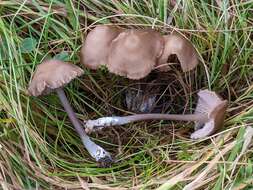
[56,88,112,164]
[85,113,208,132]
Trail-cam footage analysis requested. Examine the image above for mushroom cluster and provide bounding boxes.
[81,26,227,139]
[80,25,199,80]
[27,25,228,167]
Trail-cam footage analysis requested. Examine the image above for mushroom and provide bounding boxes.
[156,33,199,72]
[84,90,228,139]
[28,59,112,166]
[80,25,123,70]
[107,29,164,79]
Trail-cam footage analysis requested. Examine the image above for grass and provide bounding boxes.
[0,0,253,189]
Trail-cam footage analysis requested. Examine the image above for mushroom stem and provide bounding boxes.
[56,88,112,165]
[85,113,208,133]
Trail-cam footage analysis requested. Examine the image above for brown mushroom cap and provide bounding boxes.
[107,29,164,80]
[28,60,83,96]
[80,25,123,70]
[157,33,199,72]
[191,90,228,139]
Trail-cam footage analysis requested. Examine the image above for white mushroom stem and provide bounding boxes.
[56,88,112,164]
[84,113,208,133]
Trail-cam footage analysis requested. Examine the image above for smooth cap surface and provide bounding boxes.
[191,89,228,139]
[28,59,84,96]
[157,33,199,72]
[107,29,164,80]
[80,25,123,70]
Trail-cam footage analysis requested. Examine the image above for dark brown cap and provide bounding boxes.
[28,59,83,96]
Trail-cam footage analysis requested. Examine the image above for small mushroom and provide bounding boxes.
[28,59,112,166]
[80,25,123,70]
[157,33,199,72]
[107,29,164,79]
[84,90,228,139]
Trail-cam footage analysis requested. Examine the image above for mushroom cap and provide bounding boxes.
[107,29,164,80]
[157,33,199,72]
[191,90,228,139]
[80,25,123,70]
[28,59,84,96]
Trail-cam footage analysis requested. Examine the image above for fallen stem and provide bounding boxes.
[84,113,208,133]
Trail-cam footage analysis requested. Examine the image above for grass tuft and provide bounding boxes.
[0,0,253,189]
